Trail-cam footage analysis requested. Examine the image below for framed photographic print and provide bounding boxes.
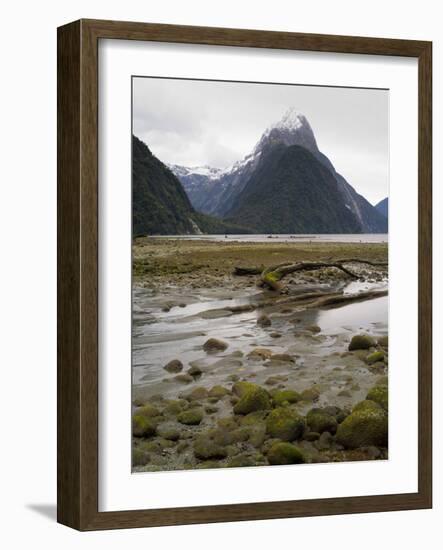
[57,19,432,530]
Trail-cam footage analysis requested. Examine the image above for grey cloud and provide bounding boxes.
[133,77,388,204]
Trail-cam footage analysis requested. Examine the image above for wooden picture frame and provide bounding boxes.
[57,18,432,530]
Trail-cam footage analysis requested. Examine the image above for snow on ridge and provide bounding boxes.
[273,107,305,131]
[170,108,308,184]
[168,163,224,180]
[225,150,262,175]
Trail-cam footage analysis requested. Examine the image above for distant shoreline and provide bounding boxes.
[145,233,389,244]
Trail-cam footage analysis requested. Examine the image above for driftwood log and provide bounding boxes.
[234,259,388,292]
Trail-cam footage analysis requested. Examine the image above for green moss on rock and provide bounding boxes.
[348,334,376,351]
[266,407,305,441]
[300,387,320,402]
[366,385,388,411]
[208,385,230,398]
[132,447,150,466]
[377,335,389,348]
[193,437,228,460]
[268,442,306,465]
[233,384,271,415]
[183,386,208,401]
[132,415,156,438]
[240,411,268,426]
[134,404,160,418]
[156,422,181,441]
[227,454,257,468]
[232,381,257,397]
[163,399,185,415]
[366,351,385,364]
[352,400,382,414]
[306,408,338,434]
[336,408,388,449]
[272,389,302,406]
[177,408,204,425]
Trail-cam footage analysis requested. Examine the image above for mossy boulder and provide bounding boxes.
[336,408,388,449]
[138,439,163,454]
[177,408,204,425]
[233,384,271,415]
[366,351,385,364]
[323,405,347,424]
[132,415,156,438]
[209,427,249,446]
[208,385,230,398]
[366,385,388,411]
[304,431,320,442]
[245,425,267,448]
[227,454,257,468]
[306,408,338,434]
[266,407,305,441]
[217,416,238,430]
[183,386,208,402]
[268,442,306,465]
[348,334,376,351]
[156,422,181,441]
[132,447,150,467]
[272,389,302,407]
[300,387,320,402]
[239,410,268,426]
[203,338,228,353]
[163,359,183,373]
[232,381,257,397]
[352,400,382,414]
[377,335,389,348]
[163,399,185,415]
[134,404,160,418]
[193,437,228,460]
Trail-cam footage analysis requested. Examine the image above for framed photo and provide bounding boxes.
[57,19,432,530]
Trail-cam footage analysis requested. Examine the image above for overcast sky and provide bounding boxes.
[133,77,389,205]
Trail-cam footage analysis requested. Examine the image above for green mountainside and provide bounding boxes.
[226,143,362,234]
[132,136,250,236]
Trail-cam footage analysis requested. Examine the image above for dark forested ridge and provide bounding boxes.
[132,136,250,236]
[375,197,389,219]
[225,143,363,233]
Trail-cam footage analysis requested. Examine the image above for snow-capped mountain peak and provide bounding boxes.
[273,107,306,131]
[253,108,318,155]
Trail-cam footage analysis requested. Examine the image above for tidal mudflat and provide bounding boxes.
[132,238,389,471]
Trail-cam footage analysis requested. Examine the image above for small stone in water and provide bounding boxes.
[203,338,228,352]
[163,359,183,373]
